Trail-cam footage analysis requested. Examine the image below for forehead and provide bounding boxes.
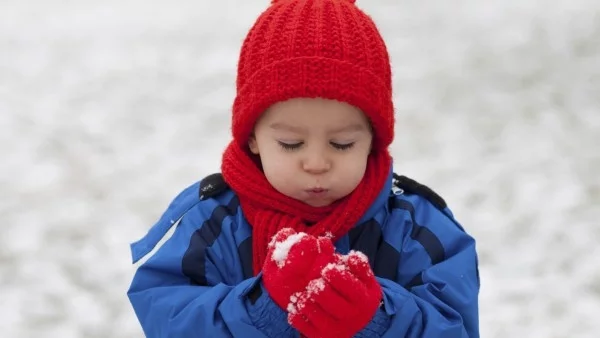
[261,97,369,127]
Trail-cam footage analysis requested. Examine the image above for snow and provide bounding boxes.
[307,278,326,294]
[268,228,296,248]
[345,250,369,264]
[323,262,348,275]
[1,0,599,337]
[287,301,298,315]
[287,293,301,314]
[288,278,327,314]
[271,233,307,268]
[300,278,327,309]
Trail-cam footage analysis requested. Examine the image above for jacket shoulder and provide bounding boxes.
[392,173,447,211]
[130,173,233,264]
[199,173,230,200]
[390,173,467,235]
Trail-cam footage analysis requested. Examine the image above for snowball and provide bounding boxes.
[268,228,295,248]
[271,232,306,268]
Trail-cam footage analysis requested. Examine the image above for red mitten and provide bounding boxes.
[262,228,337,311]
[288,250,382,338]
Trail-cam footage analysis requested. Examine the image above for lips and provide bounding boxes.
[309,188,326,193]
[304,188,331,206]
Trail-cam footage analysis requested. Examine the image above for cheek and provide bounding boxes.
[262,155,298,194]
[263,157,289,175]
[351,156,369,179]
[260,149,295,177]
[341,149,370,182]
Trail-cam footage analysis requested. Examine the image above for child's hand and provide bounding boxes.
[262,228,337,311]
[287,251,382,338]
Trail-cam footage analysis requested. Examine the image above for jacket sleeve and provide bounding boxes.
[362,195,480,338]
[126,190,296,338]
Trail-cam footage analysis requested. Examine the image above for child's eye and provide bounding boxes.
[278,141,303,151]
[330,142,355,150]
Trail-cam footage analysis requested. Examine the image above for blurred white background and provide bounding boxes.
[1,0,599,337]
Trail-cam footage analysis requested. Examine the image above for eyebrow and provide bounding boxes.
[269,122,366,134]
[269,123,306,133]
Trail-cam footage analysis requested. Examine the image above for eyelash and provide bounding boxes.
[278,142,302,151]
[277,141,355,151]
[332,142,355,150]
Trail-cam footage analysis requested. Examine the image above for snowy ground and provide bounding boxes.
[1,0,599,337]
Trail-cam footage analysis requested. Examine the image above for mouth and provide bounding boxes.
[306,188,328,194]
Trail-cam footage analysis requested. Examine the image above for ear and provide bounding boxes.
[248,135,260,154]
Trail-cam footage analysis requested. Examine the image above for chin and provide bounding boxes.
[305,201,333,207]
[304,196,340,207]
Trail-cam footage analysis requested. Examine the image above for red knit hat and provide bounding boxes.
[232,0,394,151]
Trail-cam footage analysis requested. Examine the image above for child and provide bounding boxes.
[127,0,480,337]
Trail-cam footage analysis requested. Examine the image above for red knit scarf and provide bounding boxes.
[221,141,391,275]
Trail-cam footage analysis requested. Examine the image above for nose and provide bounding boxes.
[302,149,331,175]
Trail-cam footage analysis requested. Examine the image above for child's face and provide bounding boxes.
[249,98,373,207]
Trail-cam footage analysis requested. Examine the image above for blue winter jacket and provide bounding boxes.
[127,170,480,337]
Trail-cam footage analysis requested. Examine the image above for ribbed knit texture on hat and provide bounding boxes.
[221,0,394,275]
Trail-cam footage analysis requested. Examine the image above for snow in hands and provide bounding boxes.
[270,232,307,268]
[288,278,326,314]
[268,228,334,268]
[343,250,373,276]
[287,251,369,314]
